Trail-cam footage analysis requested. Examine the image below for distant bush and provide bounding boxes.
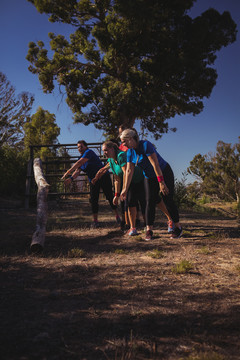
[0,145,28,196]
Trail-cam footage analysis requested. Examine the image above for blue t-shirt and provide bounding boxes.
[108,151,144,183]
[126,140,167,179]
[79,148,104,181]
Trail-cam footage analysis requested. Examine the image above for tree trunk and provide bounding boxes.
[31,158,50,252]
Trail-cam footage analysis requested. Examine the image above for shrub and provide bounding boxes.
[172,260,193,274]
[0,145,28,196]
[68,248,86,258]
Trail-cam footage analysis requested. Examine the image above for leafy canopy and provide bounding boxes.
[0,72,34,147]
[24,106,60,159]
[188,138,240,202]
[27,0,237,138]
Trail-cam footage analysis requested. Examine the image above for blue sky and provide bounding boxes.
[0,0,239,182]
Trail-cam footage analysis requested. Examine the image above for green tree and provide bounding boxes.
[26,0,237,138]
[0,145,28,196]
[24,106,60,159]
[0,72,34,147]
[188,138,240,204]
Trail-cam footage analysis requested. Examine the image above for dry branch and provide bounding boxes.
[31,158,50,252]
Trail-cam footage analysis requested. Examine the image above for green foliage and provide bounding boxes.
[188,138,240,204]
[174,171,194,208]
[0,72,34,147]
[186,181,201,203]
[180,351,225,360]
[114,248,128,254]
[26,0,237,138]
[147,248,164,259]
[68,248,86,258]
[236,265,240,275]
[24,106,60,160]
[197,246,211,255]
[198,195,212,205]
[172,260,193,274]
[0,145,28,196]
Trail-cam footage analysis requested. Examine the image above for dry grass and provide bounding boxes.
[0,199,239,359]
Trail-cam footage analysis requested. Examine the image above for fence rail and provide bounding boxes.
[25,142,108,208]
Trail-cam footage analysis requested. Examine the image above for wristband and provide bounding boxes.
[157,175,164,183]
[115,193,120,197]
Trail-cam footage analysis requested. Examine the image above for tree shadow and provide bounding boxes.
[1,259,239,359]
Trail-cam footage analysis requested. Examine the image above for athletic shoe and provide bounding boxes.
[167,220,175,233]
[128,228,138,236]
[171,226,183,239]
[145,230,153,241]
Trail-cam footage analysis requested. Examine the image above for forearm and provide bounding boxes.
[114,175,121,195]
[148,153,163,177]
[71,169,80,180]
[148,153,168,194]
[95,164,110,180]
[91,164,110,184]
[62,158,85,179]
[64,169,80,184]
[122,162,134,192]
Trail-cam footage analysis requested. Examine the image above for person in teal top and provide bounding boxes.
[92,141,146,235]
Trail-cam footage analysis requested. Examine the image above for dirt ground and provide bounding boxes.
[0,198,239,360]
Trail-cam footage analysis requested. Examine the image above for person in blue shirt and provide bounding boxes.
[118,124,174,232]
[120,129,183,241]
[92,140,146,235]
[61,140,120,227]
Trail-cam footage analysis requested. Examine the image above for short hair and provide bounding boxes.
[77,140,88,147]
[120,129,139,142]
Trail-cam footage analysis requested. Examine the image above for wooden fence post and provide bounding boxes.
[31,158,50,253]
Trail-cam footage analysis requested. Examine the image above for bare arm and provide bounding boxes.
[61,157,88,180]
[113,174,121,205]
[120,162,135,201]
[63,168,81,185]
[148,153,169,195]
[91,163,110,184]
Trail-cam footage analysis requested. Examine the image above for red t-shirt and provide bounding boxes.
[119,143,128,152]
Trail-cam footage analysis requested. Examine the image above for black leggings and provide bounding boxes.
[127,180,146,216]
[144,164,179,226]
[89,172,117,214]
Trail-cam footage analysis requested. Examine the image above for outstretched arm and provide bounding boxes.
[113,174,121,205]
[148,153,169,195]
[61,157,88,180]
[91,163,110,184]
[63,168,81,185]
[120,162,135,201]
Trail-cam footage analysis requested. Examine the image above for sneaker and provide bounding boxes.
[171,226,183,239]
[128,228,138,236]
[167,220,175,233]
[145,230,153,241]
[91,221,100,229]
